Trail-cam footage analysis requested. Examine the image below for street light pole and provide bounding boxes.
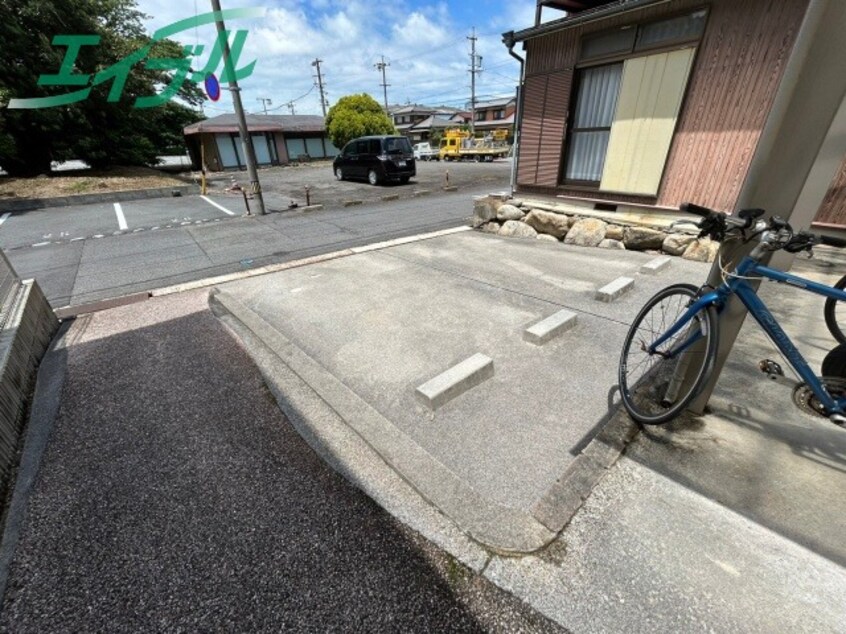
[256,97,272,115]
[210,0,266,215]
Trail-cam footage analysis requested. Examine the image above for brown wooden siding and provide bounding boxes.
[536,70,572,187]
[518,0,810,213]
[518,75,548,184]
[815,157,846,226]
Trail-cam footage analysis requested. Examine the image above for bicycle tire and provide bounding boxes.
[618,284,719,425]
[823,274,846,345]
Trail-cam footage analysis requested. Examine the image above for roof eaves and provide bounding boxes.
[508,0,669,43]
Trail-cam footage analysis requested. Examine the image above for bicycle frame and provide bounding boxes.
[650,255,846,414]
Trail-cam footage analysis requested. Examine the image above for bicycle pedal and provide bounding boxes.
[758,359,784,379]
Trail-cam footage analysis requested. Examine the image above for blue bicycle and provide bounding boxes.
[618,202,846,426]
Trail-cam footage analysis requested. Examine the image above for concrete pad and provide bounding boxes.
[343,200,363,207]
[214,232,707,543]
[595,276,634,302]
[416,354,494,410]
[211,290,554,554]
[640,255,672,274]
[412,190,432,197]
[523,309,578,345]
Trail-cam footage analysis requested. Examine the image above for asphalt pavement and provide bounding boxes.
[0,181,506,309]
[0,290,563,633]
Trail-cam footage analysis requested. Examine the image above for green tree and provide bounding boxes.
[0,0,204,175]
[325,93,396,150]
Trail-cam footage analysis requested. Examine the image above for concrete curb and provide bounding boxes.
[0,185,200,213]
[209,289,556,554]
[49,225,472,315]
[531,409,639,532]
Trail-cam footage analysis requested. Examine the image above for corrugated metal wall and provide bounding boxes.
[519,0,810,212]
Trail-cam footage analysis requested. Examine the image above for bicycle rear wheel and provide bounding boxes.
[823,274,846,344]
[619,284,719,425]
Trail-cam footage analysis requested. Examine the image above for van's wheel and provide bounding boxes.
[475,155,483,162]
[368,169,380,186]
[400,176,410,184]
[335,167,344,181]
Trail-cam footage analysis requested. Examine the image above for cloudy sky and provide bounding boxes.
[137,0,546,116]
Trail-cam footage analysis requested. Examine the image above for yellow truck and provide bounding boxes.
[438,128,511,162]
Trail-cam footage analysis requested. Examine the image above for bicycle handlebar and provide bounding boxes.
[679,202,846,252]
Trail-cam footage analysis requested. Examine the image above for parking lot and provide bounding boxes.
[206,157,513,210]
[0,194,243,251]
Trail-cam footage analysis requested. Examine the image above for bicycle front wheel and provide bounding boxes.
[618,284,719,425]
[823,274,846,345]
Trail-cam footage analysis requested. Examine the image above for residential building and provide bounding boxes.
[509,0,846,227]
[471,97,516,139]
[183,114,339,172]
[390,105,468,141]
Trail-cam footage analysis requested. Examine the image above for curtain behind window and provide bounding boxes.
[565,64,622,182]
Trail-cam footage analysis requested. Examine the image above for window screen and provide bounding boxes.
[635,10,707,51]
[580,28,635,61]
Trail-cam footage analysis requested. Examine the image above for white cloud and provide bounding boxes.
[136,0,530,115]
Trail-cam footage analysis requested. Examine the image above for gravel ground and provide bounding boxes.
[205,159,513,210]
[0,290,562,633]
[0,166,189,199]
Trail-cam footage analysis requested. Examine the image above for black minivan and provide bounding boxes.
[333,136,416,185]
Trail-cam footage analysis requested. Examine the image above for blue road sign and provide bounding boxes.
[205,73,221,102]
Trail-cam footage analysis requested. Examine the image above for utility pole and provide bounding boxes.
[286,101,296,115]
[468,27,480,136]
[209,0,265,214]
[312,58,328,118]
[374,55,390,112]
[256,97,272,115]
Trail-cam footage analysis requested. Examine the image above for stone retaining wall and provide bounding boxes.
[0,279,57,508]
[473,196,719,263]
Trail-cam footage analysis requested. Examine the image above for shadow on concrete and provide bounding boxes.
[0,304,558,632]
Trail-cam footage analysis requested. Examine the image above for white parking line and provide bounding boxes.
[0,212,11,226]
[200,195,236,216]
[114,202,128,230]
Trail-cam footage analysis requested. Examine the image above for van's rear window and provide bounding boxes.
[385,137,412,154]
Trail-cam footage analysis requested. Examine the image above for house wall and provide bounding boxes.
[815,160,846,226]
[519,0,810,211]
[478,104,516,122]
